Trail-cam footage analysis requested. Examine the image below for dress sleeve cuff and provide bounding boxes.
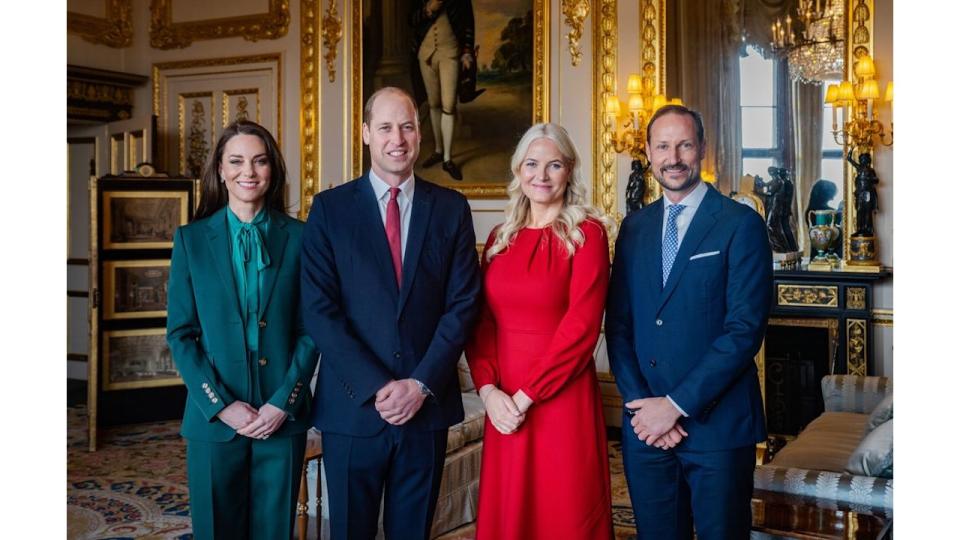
[666,395,689,417]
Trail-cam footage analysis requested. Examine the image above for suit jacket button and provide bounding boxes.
[650,359,657,367]
[394,352,401,359]
[258,320,267,328]
[656,319,663,326]
[259,357,268,366]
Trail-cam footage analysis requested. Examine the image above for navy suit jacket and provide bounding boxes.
[301,175,481,437]
[606,186,772,451]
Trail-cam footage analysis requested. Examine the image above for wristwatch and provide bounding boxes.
[413,379,434,398]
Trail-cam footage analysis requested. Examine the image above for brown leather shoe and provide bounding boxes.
[442,160,463,181]
[421,152,443,168]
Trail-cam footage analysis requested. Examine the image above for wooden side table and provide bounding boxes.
[298,429,323,540]
[752,489,891,539]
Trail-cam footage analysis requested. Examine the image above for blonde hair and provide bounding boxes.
[486,123,616,261]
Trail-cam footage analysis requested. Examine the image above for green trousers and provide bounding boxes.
[186,432,307,540]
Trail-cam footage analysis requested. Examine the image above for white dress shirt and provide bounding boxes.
[660,180,710,245]
[660,180,710,419]
[369,170,415,261]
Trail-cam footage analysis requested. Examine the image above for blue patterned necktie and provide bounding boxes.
[662,204,686,286]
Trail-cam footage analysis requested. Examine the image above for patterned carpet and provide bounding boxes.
[67,406,192,539]
[67,406,639,539]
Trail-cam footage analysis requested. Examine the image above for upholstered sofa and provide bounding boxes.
[753,375,893,514]
[428,358,486,537]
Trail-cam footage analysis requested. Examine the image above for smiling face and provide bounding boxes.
[218,133,272,212]
[362,90,421,186]
[647,111,705,203]
[519,137,570,213]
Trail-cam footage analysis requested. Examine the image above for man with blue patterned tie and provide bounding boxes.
[606,105,773,539]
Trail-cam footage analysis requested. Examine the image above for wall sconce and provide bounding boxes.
[824,54,892,271]
[825,54,893,154]
[605,73,682,214]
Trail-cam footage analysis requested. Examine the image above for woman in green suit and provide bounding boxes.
[166,120,318,539]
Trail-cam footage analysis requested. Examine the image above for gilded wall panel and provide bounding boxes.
[150,0,290,49]
[153,55,282,178]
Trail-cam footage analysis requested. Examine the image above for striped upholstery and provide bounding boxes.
[821,375,892,414]
[755,375,893,512]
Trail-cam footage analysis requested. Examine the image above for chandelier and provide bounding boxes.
[770,0,845,82]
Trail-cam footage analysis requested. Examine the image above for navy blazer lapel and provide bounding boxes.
[397,178,434,316]
[205,208,244,320]
[257,211,289,319]
[640,200,665,297]
[354,176,401,301]
[657,186,721,311]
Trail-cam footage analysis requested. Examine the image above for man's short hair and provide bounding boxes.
[646,104,705,145]
[363,87,418,125]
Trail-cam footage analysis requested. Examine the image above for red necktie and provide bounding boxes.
[386,187,402,286]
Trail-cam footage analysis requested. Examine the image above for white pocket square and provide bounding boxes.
[689,250,720,260]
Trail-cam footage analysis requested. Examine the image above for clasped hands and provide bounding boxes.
[375,379,427,426]
[478,384,533,435]
[625,397,689,451]
[217,402,287,439]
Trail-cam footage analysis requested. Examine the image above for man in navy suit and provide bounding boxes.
[606,105,772,539]
[301,86,481,539]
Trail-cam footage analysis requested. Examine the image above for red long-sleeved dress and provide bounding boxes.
[467,219,613,540]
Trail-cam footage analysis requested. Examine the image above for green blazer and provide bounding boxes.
[167,207,319,442]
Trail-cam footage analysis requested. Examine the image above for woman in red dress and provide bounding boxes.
[467,122,615,539]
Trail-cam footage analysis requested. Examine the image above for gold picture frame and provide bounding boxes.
[68,0,134,48]
[150,0,291,49]
[103,191,189,250]
[102,328,182,391]
[350,0,551,199]
[103,260,171,320]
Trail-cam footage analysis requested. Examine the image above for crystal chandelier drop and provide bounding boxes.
[770,0,845,82]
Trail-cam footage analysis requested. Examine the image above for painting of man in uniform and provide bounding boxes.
[361,0,533,188]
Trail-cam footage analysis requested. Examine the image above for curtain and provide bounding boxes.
[792,79,824,256]
[670,0,743,194]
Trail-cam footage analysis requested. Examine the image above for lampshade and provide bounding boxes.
[884,81,894,102]
[669,98,684,106]
[858,79,880,100]
[854,55,876,78]
[824,84,839,104]
[701,170,716,184]
[628,94,644,113]
[627,74,643,94]
[652,94,667,111]
[837,81,856,103]
[605,95,621,116]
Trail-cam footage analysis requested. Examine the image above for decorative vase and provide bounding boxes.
[807,210,840,264]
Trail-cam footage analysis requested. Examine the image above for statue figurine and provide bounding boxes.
[847,149,879,237]
[625,158,649,216]
[757,166,799,253]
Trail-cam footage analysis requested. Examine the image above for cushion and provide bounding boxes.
[769,412,868,473]
[846,418,893,478]
[865,394,893,433]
